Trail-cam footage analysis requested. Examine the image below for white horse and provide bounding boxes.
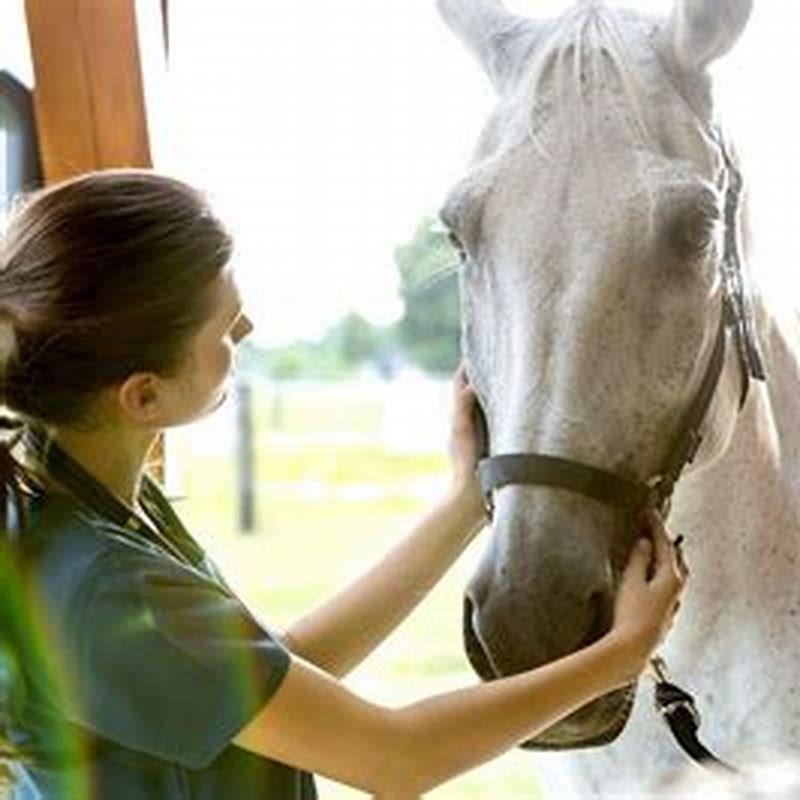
[435,0,800,797]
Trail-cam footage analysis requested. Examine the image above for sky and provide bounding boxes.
[157,1,495,344]
[5,1,800,345]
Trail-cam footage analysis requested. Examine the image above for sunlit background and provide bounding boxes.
[150,5,800,798]
[5,0,800,342]
[2,2,800,798]
[157,0,800,345]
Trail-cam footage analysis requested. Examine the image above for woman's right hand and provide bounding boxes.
[445,364,487,526]
[608,511,688,680]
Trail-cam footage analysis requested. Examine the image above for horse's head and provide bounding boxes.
[438,0,755,748]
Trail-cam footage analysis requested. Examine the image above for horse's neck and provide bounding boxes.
[533,316,800,800]
[669,300,800,659]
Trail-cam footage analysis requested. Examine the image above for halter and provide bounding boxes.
[472,128,766,770]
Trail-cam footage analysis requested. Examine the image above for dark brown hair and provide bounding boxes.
[0,168,233,425]
[0,168,233,778]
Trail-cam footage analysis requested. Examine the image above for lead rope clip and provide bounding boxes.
[649,655,737,773]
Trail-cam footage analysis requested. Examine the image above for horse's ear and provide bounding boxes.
[670,0,753,70]
[436,0,538,91]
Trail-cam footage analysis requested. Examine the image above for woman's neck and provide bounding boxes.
[51,424,159,508]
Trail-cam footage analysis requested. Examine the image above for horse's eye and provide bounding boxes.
[448,231,468,263]
[666,201,721,262]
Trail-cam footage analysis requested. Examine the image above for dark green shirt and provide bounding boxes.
[6,427,317,799]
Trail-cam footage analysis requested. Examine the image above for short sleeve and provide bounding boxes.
[61,549,290,770]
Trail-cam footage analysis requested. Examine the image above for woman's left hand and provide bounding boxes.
[447,364,485,516]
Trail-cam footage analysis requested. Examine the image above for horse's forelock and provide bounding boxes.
[521,5,667,155]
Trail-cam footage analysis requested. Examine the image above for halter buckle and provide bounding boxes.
[650,655,670,684]
[645,476,673,515]
[483,494,495,523]
[658,698,702,730]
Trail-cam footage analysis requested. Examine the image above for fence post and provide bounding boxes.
[235,377,256,533]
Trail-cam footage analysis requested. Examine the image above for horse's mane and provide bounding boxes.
[525,1,658,154]
[519,4,800,338]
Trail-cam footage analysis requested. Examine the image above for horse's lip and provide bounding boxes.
[519,683,638,750]
[468,643,638,747]
[463,598,638,748]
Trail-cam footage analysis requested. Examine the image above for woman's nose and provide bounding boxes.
[234,314,254,343]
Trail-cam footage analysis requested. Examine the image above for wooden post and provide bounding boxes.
[24,0,166,481]
[24,0,153,182]
[236,377,256,533]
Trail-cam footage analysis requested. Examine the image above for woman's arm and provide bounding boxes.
[237,629,631,799]
[283,368,487,677]
[235,518,684,798]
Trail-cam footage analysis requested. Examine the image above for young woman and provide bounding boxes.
[0,170,685,799]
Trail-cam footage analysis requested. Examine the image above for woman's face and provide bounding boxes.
[163,268,254,425]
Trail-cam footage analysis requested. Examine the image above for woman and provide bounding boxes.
[0,169,685,799]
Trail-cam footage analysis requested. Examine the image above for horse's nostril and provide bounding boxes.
[463,595,496,681]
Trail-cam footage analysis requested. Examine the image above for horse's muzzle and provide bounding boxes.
[463,594,638,749]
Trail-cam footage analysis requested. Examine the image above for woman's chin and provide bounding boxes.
[210,390,228,411]
[183,390,229,424]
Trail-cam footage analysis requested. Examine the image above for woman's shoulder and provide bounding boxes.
[25,492,113,570]
[22,491,210,613]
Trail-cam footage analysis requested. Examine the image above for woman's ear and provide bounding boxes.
[669,0,753,71]
[116,373,162,425]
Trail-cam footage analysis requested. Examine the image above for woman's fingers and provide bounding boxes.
[611,514,690,674]
[673,536,690,579]
[451,364,481,448]
[646,511,672,568]
[447,363,485,504]
[452,362,473,406]
[622,538,653,584]
[451,363,474,413]
[642,511,685,587]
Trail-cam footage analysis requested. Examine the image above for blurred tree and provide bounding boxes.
[329,313,385,365]
[394,215,461,374]
[244,316,397,381]
[249,339,347,381]
[239,215,462,380]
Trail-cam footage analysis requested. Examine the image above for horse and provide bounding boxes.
[435,0,800,796]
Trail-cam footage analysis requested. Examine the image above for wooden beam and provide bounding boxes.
[25,0,165,481]
[24,0,152,182]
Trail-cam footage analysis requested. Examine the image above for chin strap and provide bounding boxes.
[650,656,738,773]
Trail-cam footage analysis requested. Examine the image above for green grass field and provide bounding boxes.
[167,379,542,799]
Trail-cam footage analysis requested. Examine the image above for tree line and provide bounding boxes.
[242,216,461,380]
